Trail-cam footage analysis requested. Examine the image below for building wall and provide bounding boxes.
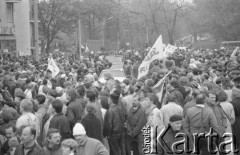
[15,0,31,56]
[0,0,16,54]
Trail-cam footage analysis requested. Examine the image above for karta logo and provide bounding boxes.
[142,126,239,154]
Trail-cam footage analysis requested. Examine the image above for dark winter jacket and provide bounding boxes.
[81,114,102,142]
[14,142,45,155]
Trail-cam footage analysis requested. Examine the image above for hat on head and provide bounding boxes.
[169,115,182,122]
[73,123,86,136]
[61,139,78,150]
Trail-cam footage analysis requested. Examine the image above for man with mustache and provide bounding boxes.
[43,128,62,155]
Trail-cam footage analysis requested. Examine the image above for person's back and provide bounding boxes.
[81,112,102,142]
[67,98,84,129]
[103,88,126,155]
[82,103,102,142]
[77,135,108,155]
[183,99,197,117]
[184,106,219,134]
[106,104,125,135]
[49,99,71,140]
[121,94,134,115]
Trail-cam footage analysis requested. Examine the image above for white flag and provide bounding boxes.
[138,35,164,79]
[47,57,60,78]
[164,44,177,57]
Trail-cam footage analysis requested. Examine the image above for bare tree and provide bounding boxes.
[39,0,75,53]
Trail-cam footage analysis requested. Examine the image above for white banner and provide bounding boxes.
[164,44,177,57]
[138,35,164,79]
[48,57,60,78]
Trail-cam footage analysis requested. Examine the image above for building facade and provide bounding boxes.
[0,0,36,57]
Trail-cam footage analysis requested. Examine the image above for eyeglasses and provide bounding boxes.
[52,136,62,139]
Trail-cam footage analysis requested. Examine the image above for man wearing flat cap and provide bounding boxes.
[157,115,186,155]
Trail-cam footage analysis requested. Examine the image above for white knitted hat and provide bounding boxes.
[73,123,86,136]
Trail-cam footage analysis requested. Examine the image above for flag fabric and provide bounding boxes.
[153,71,172,107]
[47,57,60,78]
[138,35,164,80]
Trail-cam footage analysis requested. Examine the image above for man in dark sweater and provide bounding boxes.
[49,99,71,140]
[81,104,102,142]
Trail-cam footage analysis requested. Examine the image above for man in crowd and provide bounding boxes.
[43,128,62,155]
[16,99,40,139]
[73,123,109,155]
[1,124,19,154]
[104,87,126,155]
[14,126,45,155]
[66,89,84,129]
[49,99,71,140]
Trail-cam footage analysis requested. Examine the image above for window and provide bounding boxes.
[6,3,14,23]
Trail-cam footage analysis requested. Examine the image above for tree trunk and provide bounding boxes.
[92,12,95,40]
[45,42,51,54]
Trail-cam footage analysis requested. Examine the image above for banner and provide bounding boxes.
[164,44,177,57]
[153,71,172,104]
[138,35,164,79]
[47,57,60,78]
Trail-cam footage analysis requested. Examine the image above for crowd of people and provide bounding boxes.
[0,45,239,155]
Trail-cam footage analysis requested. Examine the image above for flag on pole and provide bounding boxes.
[153,71,172,106]
[47,57,60,78]
[138,35,164,80]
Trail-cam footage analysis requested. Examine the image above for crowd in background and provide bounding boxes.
[0,46,239,155]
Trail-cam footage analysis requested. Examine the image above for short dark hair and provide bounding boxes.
[86,104,96,115]
[4,123,17,133]
[76,85,85,97]
[47,128,60,139]
[26,78,31,84]
[42,79,47,85]
[51,99,63,113]
[128,85,134,94]
[207,91,218,101]
[196,94,206,104]
[110,89,120,104]
[86,90,96,102]
[36,94,46,105]
[167,93,176,102]
[217,90,228,102]
[66,89,77,101]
